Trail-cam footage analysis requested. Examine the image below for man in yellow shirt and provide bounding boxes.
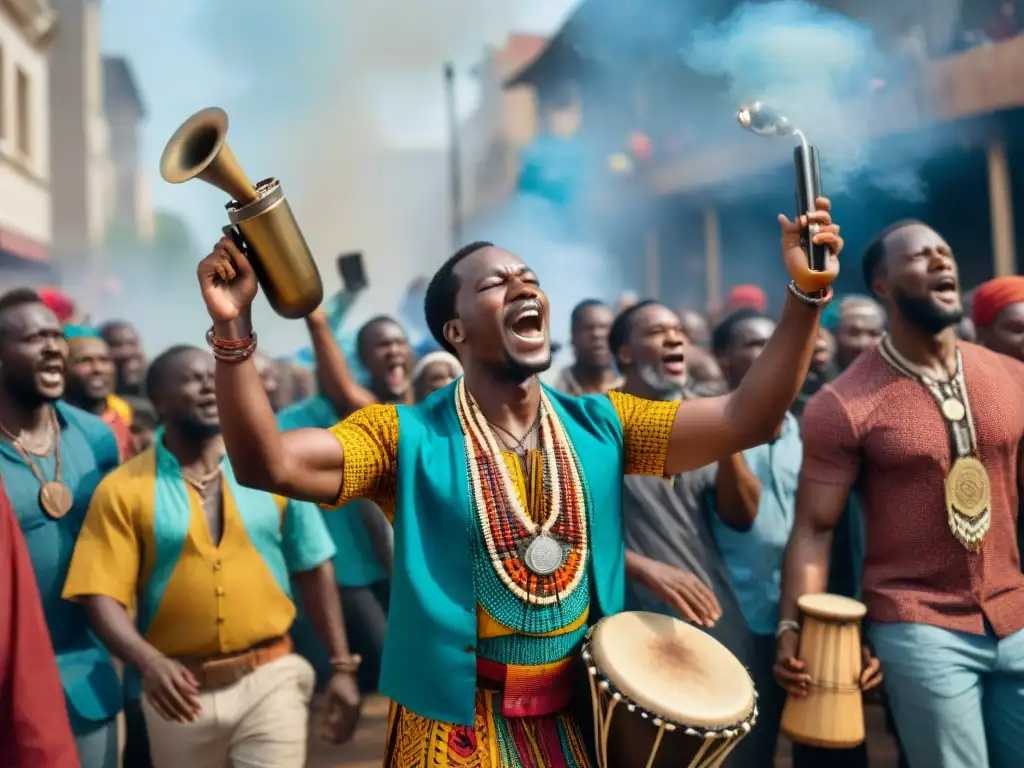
[63,345,360,768]
[194,199,842,766]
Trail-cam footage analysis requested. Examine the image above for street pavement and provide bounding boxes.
[310,698,900,767]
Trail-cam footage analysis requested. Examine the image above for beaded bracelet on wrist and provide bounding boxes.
[206,326,258,364]
[776,619,801,639]
[787,280,834,307]
[330,654,362,675]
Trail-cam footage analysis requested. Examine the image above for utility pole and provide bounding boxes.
[444,62,463,247]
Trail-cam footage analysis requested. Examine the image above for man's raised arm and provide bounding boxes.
[198,237,345,504]
[665,198,843,475]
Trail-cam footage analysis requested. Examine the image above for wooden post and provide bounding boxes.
[645,226,660,299]
[704,206,721,311]
[986,139,1016,277]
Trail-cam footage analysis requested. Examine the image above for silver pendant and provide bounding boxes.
[522,534,566,576]
[941,398,966,422]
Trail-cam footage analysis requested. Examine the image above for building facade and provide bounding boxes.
[48,0,111,284]
[0,0,56,286]
[461,34,546,226]
[103,55,152,245]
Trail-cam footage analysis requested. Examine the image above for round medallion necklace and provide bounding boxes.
[0,407,74,520]
[486,409,565,575]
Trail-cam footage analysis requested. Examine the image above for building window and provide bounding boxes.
[16,67,29,158]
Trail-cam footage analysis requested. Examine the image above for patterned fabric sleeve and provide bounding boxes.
[324,404,399,520]
[799,386,861,487]
[606,390,681,476]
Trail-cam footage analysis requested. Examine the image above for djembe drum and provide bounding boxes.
[780,593,868,749]
[582,611,757,768]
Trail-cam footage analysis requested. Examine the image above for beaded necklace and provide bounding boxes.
[456,379,589,607]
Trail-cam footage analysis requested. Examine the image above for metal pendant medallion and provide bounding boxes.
[521,534,566,576]
[941,398,966,422]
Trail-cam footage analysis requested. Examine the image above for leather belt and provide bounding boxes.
[177,635,293,691]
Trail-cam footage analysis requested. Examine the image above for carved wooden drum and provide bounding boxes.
[582,611,757,768]
[780,593,868,749]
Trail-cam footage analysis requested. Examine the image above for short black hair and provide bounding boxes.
[123,395,158,428]
[861,220,925,295]
[608,299,658,361]
[570,299,608,332]
[145,344,201,399]
[0,289,45,342]
[355,315,403,363]
[424,241,493,355]
[0,288,42,314]
[711,308,770,355]
[98,319,132,343]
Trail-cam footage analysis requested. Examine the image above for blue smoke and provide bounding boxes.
[681,0,932,200]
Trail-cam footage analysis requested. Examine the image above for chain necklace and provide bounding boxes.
[878,335,990,550]
[486,408,542,458]
[0,406,73,520]
[182,465,223,495]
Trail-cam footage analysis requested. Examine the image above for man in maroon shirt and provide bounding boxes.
[775,220,1024,768]
[0,477,79,768]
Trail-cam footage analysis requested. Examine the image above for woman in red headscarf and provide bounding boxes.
[0,477,79,767]
[972,275,1024,362]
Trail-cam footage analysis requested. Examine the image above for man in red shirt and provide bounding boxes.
[775,221,1024,768]
[0,477,79,768]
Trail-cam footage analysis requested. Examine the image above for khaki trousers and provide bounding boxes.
[142,653,315,768]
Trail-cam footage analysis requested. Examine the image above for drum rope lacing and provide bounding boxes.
[582,631,758,768]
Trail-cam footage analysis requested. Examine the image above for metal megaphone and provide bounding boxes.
[159,107,323,319]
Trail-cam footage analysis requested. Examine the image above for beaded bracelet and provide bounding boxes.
[330,653,362,675]
[206,326,258,364]
[788,280,834,308]
[776,619,801,639]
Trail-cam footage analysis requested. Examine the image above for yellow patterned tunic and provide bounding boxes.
[328,390,679,767]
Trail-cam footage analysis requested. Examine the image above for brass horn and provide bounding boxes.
[160,107,324,319]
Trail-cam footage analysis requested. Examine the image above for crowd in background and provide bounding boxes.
[1,221,1024,767]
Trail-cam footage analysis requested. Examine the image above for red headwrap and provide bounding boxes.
[727,284,767,312]
[37,288,75,323]
[971,275,1024,328]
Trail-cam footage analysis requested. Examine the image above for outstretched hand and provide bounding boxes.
[197,236,259,323]
[778,196,842,293]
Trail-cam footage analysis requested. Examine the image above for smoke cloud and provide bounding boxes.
[681,0,935,200]
[174,1,579,354]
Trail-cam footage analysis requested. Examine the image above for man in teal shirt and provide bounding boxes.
[0,290,121,767]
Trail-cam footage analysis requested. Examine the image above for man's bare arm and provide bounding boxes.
[665,293,819,474]
[213,314,345,503]
[306,308,377,417]
[778,478,851,625]
[715,453,762,531]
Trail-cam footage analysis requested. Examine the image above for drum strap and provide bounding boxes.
[587,674,746,768]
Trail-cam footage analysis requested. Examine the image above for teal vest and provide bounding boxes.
[382,381,625,725]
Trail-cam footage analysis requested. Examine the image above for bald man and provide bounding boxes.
[833,295,886,372]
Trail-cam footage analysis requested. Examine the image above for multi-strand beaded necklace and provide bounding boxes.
[456,379,590,634]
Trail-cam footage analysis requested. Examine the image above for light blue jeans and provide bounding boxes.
[869,622,1024,768]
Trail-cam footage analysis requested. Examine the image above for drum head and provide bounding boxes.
[797,593,867,622]
[589,612,755,729]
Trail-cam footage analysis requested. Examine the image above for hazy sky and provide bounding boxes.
[100,1,579,239]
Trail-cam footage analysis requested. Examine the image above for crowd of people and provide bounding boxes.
[1,203,1024,768]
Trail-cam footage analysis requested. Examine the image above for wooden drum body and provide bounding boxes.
[582,611,757,768]
[780,593,868,749]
